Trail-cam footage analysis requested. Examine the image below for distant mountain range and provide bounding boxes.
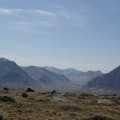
[1,57,120,94]
[83,66,120,94]
[0,58,102,92]
[44,66,102,86]
[23,66,78,92]
[0,58,78,92]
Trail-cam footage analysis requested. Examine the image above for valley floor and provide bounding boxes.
[0,90,120,120]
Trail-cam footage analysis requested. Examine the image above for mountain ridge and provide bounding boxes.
[0,58,39,89]
[23,66,78,92]
[83,65,120,94]
[44,66,103,86]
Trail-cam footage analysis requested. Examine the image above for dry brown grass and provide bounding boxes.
[0,90,120,120]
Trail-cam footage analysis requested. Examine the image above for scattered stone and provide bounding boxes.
[22,93,28,98]
[3,87,9,92]
[26,88,35,92]
[52,94,65,102]
[97,99,113,105]
[0,114,3,120]
[51,90,57,95]
[0,96,15,103]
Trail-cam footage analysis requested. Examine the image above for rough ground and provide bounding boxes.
[0,90,120,120]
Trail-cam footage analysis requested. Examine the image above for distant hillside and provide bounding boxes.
[0,58,38,89]
[83,66,120,94]
[44,67,102,86]
[24,66,78,92]
[0,57,103,92]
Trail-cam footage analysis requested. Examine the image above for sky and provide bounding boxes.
[0,0,120,72]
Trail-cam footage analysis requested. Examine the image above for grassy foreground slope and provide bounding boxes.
[0,90,120,120]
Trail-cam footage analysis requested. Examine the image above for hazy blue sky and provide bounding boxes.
[0,0,120,72]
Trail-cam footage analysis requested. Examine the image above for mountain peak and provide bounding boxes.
[0,57,38,89]
[0,58,17,67]
[0,58,11,62]
[0,58,16,64]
